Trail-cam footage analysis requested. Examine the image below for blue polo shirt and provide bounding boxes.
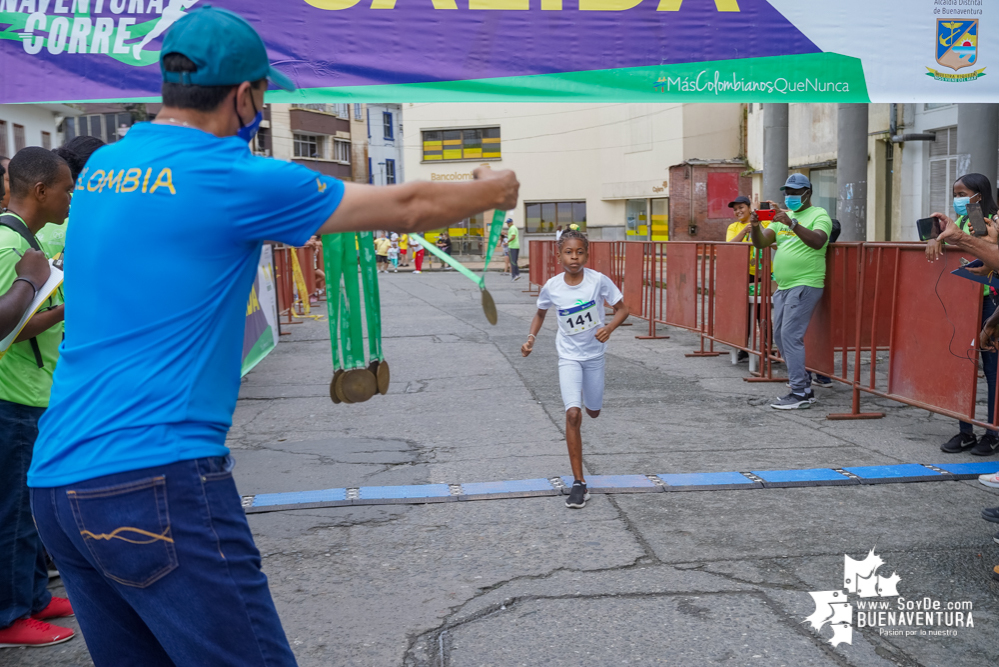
[29,122,344,487]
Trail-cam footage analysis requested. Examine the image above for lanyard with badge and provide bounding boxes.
[557,299,599,336]
[322,232,389,404]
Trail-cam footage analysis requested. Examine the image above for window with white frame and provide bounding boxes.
[928,126,960,219]
[333,139,351,164]
[292,103,349,118]
[353,103,363,120]
[294,133,323,159]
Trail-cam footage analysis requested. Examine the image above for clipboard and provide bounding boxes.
[0,260,63,358]
[950,259,999,289]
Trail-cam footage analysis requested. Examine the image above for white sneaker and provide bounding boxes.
[414,270,421,274]
[979,472,999,488]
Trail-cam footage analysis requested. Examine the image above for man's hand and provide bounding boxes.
[473,167,519,211]
[521,339,534,357]
[766,201,792,226]
[934,212,964,247]
[966,264,992,277]
[595,326,611,343]
[14,249,50,288]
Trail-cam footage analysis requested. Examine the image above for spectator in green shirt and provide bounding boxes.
[507,217,521,281]
[0,148,76,648]
[749,173,832,410]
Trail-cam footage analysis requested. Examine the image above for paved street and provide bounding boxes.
[12,271,999,667]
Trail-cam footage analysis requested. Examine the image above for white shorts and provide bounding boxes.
[558,356,605,412]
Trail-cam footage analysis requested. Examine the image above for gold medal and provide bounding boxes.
[334,370,354,404]
[481,289,498,325]
[342,368,377,403]
[330,369,344,404]
[376,360,390,395]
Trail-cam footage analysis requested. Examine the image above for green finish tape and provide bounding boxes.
[410,233,484,289]
[482,209,506,275]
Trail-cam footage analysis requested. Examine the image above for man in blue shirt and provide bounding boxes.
[27,8,519,666]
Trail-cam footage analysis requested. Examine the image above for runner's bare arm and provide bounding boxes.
[522,308,547,357]
[595,299,629,343]
[319,168,519,236]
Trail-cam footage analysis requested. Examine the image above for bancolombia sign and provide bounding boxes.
[0,0,995,103]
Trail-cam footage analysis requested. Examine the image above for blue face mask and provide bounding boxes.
[785,195,803,212]
[954,196,971,217]
[237,110,263,144]
[235,93,262,143]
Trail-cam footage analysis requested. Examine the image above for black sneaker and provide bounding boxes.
[941,432,977,453]
[981,506,999,524]
[771,391,812,410]
[565,481,590,509]
[994,530,999,546]
[813,375,834,388]
[971,433,999,457]
[737,350,749,362]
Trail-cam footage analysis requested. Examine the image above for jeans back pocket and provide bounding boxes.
[68,476,178,588]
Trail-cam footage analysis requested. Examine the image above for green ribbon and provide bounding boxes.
[482,209,506,275]
[322,234,344,371]
[357,231,383,361]
[410,233,484,289]
[323,232,384,371]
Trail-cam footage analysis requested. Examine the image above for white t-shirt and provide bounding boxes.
[537,268,624,361]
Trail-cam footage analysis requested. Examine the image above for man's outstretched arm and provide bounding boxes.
[319,167,519,236]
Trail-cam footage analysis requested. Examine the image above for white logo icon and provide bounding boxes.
[804,548,901,647]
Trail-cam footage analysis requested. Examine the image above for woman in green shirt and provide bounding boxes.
[928,173,999,456]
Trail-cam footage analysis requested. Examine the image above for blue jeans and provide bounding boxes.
[509,248,520,279]
[0,399,51,628]
[31,456,297,666]
[961,296,999,436]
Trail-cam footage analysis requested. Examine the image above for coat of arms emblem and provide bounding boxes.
[937,19,978,72]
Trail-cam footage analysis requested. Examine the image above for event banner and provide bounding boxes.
[242,244,279,377]
[0,0,994,103]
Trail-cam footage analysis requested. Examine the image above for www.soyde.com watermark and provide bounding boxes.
[804,547,975,647]
[654,70,852,95]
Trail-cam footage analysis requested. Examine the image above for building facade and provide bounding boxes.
[745,102,981,242]
[0,104,81,156]
[402,103,746,255]
[367,103,403,188]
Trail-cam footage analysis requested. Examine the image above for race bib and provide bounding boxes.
[558,300,599,336]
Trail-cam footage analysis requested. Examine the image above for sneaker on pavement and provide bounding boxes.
[771,391,812,410]
[565,481,590,509]
[979,472,999,488]
[994,530,999,546]
[0,618,74,648]
[813,375,834,388]
[941,432,978,454]
[513,275,521,282]
[31,597,73,620]
[737,350,749,362]
[971,433,999,457]
[981,506,999,523]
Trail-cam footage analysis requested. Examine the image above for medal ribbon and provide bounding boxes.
[357,231,383,361]
[481,209,506,275]
[409,233,485,289]
[339,233,366,370]
[322,234,344,371]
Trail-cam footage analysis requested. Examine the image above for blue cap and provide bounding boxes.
[160,6,295,91]
[781,174,812,191]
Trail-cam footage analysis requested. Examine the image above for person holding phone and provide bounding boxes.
[928,173,999,457]
[749,174,832,409]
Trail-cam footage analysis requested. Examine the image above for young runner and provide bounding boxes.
[521,230,629,508]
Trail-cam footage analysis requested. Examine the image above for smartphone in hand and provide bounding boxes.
[917,217,941,241]
[967,201,989,236]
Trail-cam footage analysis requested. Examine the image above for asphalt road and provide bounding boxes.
[10,271,999,667]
